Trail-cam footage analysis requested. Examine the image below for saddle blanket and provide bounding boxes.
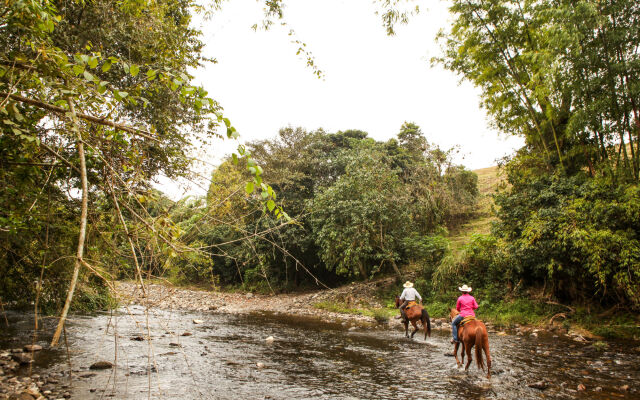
[406,301,418,309]
[460,316,476,326]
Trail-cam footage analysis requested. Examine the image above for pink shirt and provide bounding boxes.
[456,293,478,317]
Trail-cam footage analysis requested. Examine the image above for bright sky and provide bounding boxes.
[159,0,524,199]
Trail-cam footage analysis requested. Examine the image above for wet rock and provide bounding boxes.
[256,362,265,369]
[169,343,181,347]
[181,332,192,336]
[265,336,274,343]
[527,381,548,390]
[79,373,97,378]
[577,384,586,391]
[7,392,35,400]
[246,293,254,299]
[89,361,113,370]
[192,319,204,324]
[620,385,629,391]
[22,345,42,352]
[130,336,144,341]
[208,305,218,311]
[10,354,32,365]
[348,327,357,331]
[444,352,454,357]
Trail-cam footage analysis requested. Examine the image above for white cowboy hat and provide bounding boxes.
[458,284,472,292]
[403,281,414,288]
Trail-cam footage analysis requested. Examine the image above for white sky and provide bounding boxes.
[158,0,524,199]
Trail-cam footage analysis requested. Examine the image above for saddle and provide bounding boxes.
[405,301,418,309]
[460,316,476,327]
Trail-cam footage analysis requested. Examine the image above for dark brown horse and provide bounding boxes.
[449,308,492,378]
[395,296,431,340]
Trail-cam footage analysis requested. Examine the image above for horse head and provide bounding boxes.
[449,307,459,322]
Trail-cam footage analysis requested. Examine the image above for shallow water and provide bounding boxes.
[1,306,639,399]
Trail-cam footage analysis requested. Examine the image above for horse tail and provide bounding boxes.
[475,325,485,372]
[421,309,431,339]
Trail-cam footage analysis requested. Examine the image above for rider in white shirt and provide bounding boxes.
[398,281,422,321]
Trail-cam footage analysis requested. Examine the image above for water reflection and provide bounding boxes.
[1,307,638,399]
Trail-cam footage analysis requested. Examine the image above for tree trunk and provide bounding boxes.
[389,258,403,279]
[51,98,88,347]
[357,260,368,281]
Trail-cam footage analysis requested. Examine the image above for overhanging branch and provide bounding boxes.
[1,92,159,142]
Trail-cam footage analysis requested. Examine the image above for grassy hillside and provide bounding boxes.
[448,165,503,256]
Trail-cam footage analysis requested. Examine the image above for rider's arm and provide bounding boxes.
[456,297,462,311]
[415,290,422,302]
[472,297,478,310]
[399,288,407,301]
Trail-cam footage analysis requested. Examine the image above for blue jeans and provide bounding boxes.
[451,315,463,342]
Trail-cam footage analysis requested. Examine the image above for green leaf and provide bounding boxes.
[261,190,268,199]
[248,166,256,174]
[73,65,84,76]
[245,182,254,194]
[114,91,129,101]
[83,70,95,82]
[101,61,112,72]
[88,57,98,69]
[232,153,238,165]
[146,69,156,80]
[97,81,108,94]
[267,199,276,212]
[130,64,139,77]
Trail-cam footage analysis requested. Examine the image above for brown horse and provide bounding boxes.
[395,296,431,340]
[449,308,492,378]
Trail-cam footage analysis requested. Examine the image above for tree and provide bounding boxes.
[311,141,411,279]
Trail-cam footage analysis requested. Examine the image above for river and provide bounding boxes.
[1,305,638,399]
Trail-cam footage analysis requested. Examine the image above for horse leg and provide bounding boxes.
[404,321,409,338]
[410,320,418,338]
[464,341,473,371]
[453,342,461,367]
[484,338,492,379]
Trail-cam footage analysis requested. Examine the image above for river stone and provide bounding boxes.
[181,332,192,336]
[11,353,33,365]
[620,385,629,391]
[265,336,274,343]
[527,381,548,390]
[192,319,204,324]
[246,293,254,299]
[7,392,35,400]
[130,336,144,341]
[23,345,42,352]
[577,384,586,391]
[169,343,181,347]
[89,361,113,370]
[256,362,265,369]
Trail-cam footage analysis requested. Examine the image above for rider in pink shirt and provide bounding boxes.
[451,284,478,343]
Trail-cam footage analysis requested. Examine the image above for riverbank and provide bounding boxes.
[114,281,619,344]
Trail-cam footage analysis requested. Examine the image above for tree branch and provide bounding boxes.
[1,92,159,142]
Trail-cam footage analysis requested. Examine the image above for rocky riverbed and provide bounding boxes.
[1,281,636,399]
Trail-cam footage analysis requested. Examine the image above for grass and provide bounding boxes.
[448,165,504,258]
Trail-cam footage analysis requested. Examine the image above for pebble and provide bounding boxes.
[265,336,274,343]
[89,361,113,370]
[192,319,204,324]
[23,345,43,352]
[527,381,547,390]
[256,362,265,369]
[181,332,192,336]
[577,384,586,391]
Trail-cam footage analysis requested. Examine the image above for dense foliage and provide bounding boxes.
[436,0,640,310]
[161,124,478,291]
